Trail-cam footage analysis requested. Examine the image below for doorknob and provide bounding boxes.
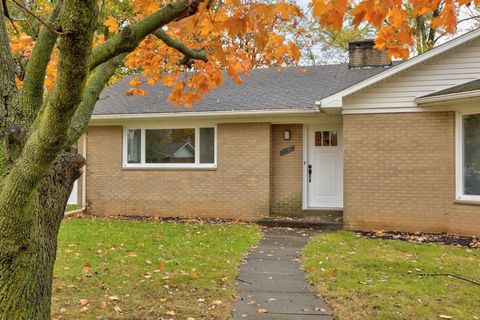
[308,165,312,183]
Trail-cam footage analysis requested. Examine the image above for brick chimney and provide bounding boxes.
[348,39,391,68]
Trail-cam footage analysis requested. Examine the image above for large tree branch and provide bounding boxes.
[68,53,127,144]
[20,3,62,121]
[90,0,203,69]
[0,0,97,242]
[0,1,17,119]
[154,28,208,62]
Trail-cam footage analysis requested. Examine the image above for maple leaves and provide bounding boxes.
[120,0,303,106]
[104,16,120,33]
[312,0,480,59]
[8,0,480,108]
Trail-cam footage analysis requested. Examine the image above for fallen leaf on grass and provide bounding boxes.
[78,299,89,306]
[129,251,137,257]
[439,316,452,319]
[256,308,268,313]
[99,301,109,309]
[166,310,176,315]
[113,304,122,313]
[108,295,119,301]
[82,262,91,273]
[212,300,222,305]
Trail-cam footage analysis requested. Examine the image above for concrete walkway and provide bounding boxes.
[233,229,333,319]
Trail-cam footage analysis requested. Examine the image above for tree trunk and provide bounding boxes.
[0,152,85,319]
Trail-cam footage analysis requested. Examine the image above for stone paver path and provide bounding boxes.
[233,229,333,320]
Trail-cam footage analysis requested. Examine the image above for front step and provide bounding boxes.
[256,219,342,230]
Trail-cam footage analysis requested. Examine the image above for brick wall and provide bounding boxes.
[344,111,480,236]
[85,123,271,219]
[270,124,303,214]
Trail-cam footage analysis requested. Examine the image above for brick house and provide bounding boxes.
[76,29,480,236]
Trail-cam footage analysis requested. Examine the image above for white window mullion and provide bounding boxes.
[123,127,127,166]
[195,127,200,165]
[141,128,146,164]
[214,125,217,165]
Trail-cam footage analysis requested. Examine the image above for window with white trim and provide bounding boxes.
[456,112,480,201]
[124,126,216,168]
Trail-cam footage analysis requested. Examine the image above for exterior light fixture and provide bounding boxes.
[284,129,291,140]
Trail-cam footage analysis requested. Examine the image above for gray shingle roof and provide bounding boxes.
[93,64,393,115]
[421,78,480,98]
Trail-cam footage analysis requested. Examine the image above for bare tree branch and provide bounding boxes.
[10,0,69,36]
[154,28,208,62]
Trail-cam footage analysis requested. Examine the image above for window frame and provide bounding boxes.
[455,111,480,202]
[123,124,217,169]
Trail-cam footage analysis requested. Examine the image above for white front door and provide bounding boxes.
[307,126,343,209]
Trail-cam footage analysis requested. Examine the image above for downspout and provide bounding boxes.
[65,132,88,217]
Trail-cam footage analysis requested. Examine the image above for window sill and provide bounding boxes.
[454,199,480,206]
[122,166,217,171]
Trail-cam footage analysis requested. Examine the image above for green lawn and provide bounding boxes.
[52,218,261,319]
[303,231,480,320]
[65,204,77,212]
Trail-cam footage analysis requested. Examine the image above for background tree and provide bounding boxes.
[299,0,480,65]
[310,0,480,59]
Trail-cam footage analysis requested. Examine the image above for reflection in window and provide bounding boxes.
[200,128,215,164]
[315,131,322,146]
[323,131,330,146]
[463,114,480,196]
[146,129,195,163]
[315,131,338,147]
[125,127,216,167]
[127,129,141,163]
[331,131,338,146]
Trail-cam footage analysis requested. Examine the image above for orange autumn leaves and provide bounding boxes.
[9,0,480,106]
[310,0,480,59]
[122,0,303,107]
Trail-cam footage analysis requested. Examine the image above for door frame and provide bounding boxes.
[302,124,344,210]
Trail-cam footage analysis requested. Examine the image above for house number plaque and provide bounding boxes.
[280,145,295,156]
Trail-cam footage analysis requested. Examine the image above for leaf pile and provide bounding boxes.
[358,231,480,249]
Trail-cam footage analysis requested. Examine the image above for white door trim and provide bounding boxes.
[302,125,344,210]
